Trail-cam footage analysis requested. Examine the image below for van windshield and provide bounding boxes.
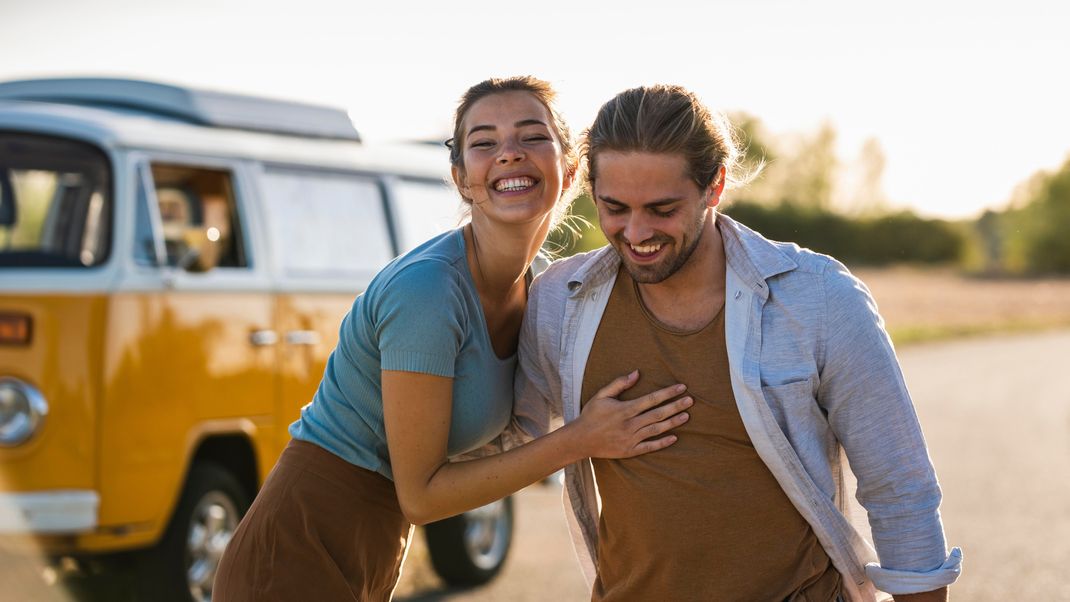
[0,132,112,268]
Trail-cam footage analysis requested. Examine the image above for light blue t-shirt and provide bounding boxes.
[289,228,516,480]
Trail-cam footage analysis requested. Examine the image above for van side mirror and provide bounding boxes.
[0,168,15,227]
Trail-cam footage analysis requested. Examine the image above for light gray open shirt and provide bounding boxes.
[492,213,962,601]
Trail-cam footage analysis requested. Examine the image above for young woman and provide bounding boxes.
[213,76,693,601]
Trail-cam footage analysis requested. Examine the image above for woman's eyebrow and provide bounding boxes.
[466,119,549,138]
[514,118,548,128]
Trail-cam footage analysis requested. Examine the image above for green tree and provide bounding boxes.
[1020,157,1070,273]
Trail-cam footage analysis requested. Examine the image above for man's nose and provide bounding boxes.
[622,214,653,244]
[496,139,525,164]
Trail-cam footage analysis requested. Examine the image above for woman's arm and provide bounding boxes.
[383,369,690,525]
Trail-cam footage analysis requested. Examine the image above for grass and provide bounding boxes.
[851,266,1070,346]
[889,318,1070,346]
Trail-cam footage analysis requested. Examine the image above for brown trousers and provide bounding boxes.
[214,439,413,601]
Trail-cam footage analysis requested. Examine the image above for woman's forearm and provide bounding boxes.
[383,370,689,526]
[401,422,584,525]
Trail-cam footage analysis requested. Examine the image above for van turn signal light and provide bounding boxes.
[0,313,31,346]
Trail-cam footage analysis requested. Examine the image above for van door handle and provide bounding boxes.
[285,330,321,346]
[249,329,279,346]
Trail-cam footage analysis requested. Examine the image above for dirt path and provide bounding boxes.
[397,329,1070,601]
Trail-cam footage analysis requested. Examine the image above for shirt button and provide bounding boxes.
[734,290,743,300]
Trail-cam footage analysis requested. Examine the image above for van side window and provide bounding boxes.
[0,132,112,268]
[134,168,161,267]
[390,179,463,254]
[260,168,393,280]
[146,165,247,271]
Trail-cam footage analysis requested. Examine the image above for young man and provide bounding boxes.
[511,85,961,601]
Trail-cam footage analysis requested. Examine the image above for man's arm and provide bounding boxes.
[510,275,565,442]
[817,259,961,596]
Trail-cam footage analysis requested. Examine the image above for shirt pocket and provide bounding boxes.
[761,379,820,431]
[761,379,837,496]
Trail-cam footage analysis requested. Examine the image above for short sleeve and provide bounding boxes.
[374,260,468,378]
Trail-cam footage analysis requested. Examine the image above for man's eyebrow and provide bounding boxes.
[466,119,549,138]
[598,195,683,208]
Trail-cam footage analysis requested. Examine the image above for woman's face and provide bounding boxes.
[452,91,572,228]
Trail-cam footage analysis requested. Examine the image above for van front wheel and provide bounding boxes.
[423,496,513,587]
[138,462,249,602]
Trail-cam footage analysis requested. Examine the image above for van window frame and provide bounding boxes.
[135,161,168,268]
[130,152,268,292]
[259,160,404,253]
[0,130,115,269]
[257,161,400,290]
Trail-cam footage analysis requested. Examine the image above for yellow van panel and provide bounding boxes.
[273,292,354,459]
[0,294,104,494]
[95,291,275,545]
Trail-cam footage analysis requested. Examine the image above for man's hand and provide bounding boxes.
[894,587,948,602]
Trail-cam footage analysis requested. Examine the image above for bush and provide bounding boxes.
[547,197,964,266]
[722,202,963,265]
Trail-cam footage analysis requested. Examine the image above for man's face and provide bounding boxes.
[592,151,715,284]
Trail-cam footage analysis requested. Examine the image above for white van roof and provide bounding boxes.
[0,77,361,142]
[0,78,449,180]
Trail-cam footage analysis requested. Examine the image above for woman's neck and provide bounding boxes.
[464,214,549,300]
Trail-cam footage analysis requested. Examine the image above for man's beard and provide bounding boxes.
[616,211,707,284]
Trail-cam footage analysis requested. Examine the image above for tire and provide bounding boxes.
[136,462,250,602]
[423,496,514,587]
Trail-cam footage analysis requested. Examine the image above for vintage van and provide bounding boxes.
[0,78,513,600]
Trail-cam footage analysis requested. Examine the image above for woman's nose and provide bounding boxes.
[496,139,525,164]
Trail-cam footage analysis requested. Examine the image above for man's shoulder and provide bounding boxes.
[724,214,841,278]
[532,246,615,296]
[775,241,840,278]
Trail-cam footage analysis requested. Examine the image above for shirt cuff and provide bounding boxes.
[865,547,963,595]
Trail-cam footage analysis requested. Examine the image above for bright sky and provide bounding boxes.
[3,0,1068,219]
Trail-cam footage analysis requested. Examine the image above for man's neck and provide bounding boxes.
[633,216,726,331]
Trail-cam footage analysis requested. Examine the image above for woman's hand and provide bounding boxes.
[572,370,692,459]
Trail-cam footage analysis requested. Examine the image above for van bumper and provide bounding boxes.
[0,490,98,534]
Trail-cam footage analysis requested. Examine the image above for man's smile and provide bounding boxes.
[628,243,664,259]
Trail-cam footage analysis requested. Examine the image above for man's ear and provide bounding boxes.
[562,161,577,192]
[706,165,727,208]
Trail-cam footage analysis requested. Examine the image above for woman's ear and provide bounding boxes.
[451,164,470,200]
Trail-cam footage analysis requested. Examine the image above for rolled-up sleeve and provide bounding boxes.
[818,259,962,594]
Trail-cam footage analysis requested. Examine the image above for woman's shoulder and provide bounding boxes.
[394,227,466,271]
[370,229,469,294]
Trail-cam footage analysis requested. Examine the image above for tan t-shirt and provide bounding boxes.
[581,266,840,602]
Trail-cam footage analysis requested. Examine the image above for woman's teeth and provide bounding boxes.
[495,177,535,192]
[630,243,662,256]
